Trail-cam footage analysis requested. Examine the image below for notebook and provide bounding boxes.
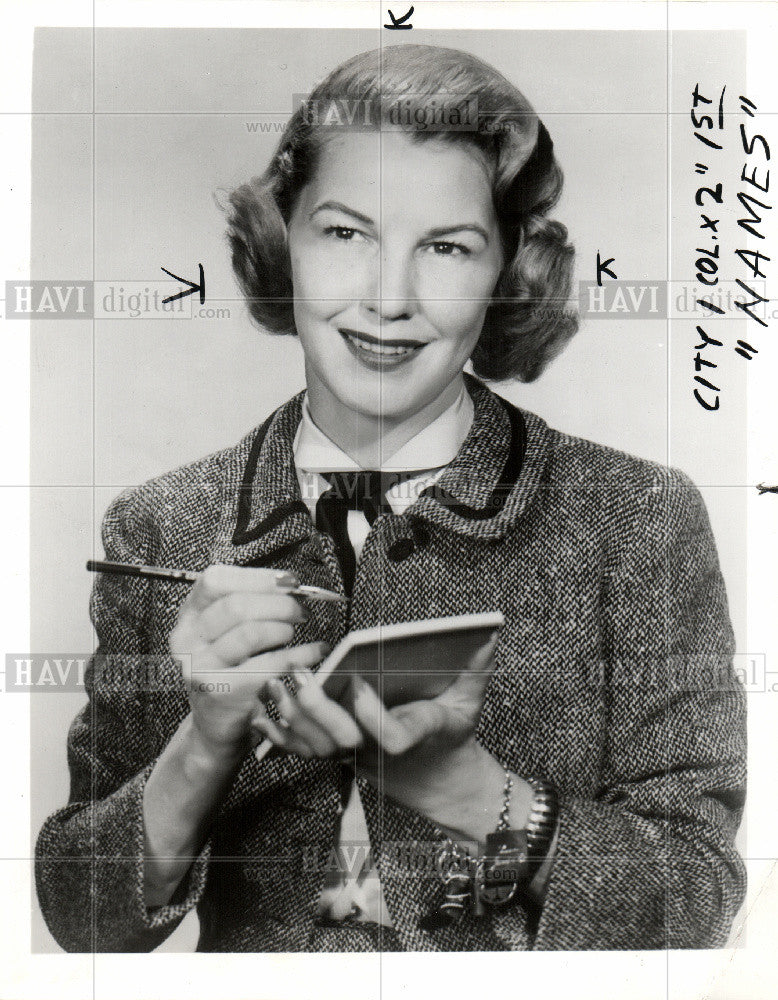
[254,610,504,761]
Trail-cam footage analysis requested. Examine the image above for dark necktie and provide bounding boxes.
[314,470,413,595]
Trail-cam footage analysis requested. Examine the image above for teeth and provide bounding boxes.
[345,333,417,357]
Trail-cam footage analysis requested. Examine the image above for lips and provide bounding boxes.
[338,327,426,367]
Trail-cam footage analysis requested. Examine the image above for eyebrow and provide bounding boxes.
[310,201,492,244]
[425,223,490,243]
[310,201,375,227]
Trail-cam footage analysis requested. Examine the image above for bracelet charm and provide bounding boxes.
[438,839,473,921]
[477,828,530,906]
[422,771,559,928]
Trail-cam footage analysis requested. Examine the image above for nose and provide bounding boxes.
[362,248,416,322]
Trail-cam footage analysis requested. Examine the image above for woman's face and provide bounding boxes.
[287,129,504,429]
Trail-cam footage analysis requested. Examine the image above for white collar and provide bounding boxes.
[292,384,474,474]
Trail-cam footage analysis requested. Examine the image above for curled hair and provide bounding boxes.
[226,44,578,382]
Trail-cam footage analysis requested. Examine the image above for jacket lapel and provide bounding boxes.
[411,374,551,543]
[209,391,314,570]
[208,375,553,568]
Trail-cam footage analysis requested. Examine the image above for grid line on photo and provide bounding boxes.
[665,11,671,994]
[91,0,97,985]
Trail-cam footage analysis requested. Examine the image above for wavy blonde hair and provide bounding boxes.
[226,44,578,382]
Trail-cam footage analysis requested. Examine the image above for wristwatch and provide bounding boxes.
[422,772,560,928]
[477,777,559,907]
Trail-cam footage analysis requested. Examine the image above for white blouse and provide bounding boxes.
[292,386,474,924]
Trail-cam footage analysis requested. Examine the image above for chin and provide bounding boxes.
[331,383,416,420]
[343,394,405,420]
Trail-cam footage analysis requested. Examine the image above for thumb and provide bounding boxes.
[443,630,499,702]
[352,678,442,756]
[388,699,447,751]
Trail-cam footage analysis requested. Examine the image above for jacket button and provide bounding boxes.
[409,518,430,547]
[387,538,415,562]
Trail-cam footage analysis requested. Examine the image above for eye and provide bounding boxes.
[324,225,361,241]
[427,241,471,257]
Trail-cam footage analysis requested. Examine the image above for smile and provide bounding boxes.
[338,328,426,367]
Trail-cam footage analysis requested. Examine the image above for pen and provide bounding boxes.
[85,559,348,604]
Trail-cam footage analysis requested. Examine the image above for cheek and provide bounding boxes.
[420,285,491,352]
[289,244,322,303]
[290,239,369,308]
[417,255,500,346]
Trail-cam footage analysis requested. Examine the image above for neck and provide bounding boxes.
[305,375,466,468]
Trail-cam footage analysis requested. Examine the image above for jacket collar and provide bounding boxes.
[412,374,551,541]
[294,383,474,473]
[210,374,553,567]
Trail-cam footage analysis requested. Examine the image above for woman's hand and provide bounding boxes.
[256,632,501,831]
[351,630,499,762]
[169,564,330,761]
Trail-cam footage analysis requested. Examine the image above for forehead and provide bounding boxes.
[304,130,496,223]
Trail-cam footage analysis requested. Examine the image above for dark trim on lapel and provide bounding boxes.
[231,407,309,546]
[243,537,311,568]
[233,499,310,546]
[227,380,541,556]
[419,394,527,521]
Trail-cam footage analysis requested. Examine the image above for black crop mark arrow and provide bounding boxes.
[161,263,205,305]
[385,6,413,29]
[756,483,778,495]
[596,251,617,286]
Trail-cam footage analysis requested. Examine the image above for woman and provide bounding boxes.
[36,44,746,953]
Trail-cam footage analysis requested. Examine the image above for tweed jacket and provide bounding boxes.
[35,376,746,952]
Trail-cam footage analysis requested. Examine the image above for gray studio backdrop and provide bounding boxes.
[29,27,747,951]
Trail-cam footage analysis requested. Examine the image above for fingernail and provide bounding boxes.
[319,642,332,657]
[352,676,370,699]
[276,571,300,588]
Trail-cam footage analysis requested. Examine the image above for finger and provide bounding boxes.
[250,708,291,747]
[185,660,279,702]
[268,678,338,757]
[251,704,305,751]
[183,643,326,702]
[251,710,315,757]
[351,678,421,756]
[293,666,314,688]
[388,699,448,749]
[188,564,301,613]
[465,631,499,673]
[199,592,308,641]
[210,619,297,667]
[292,670,364,749]
[253,715,315,759]
[442,631,499,701]
[234,641,331,686]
